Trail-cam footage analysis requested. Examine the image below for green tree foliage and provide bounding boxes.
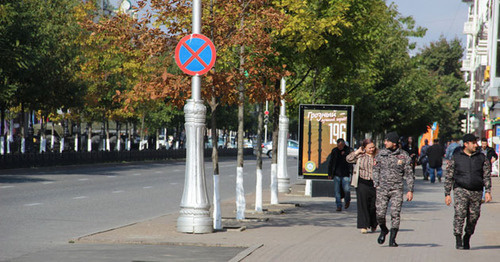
[0,0,84,113]
[412,38,468,139]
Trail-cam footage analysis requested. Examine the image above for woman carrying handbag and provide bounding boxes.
[347,139,378,234]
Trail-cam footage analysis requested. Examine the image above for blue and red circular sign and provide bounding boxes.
[175,34,216,76]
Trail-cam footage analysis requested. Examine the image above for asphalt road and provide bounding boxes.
[0,155,298,261]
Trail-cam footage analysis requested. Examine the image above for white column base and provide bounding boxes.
[177,99,212,233]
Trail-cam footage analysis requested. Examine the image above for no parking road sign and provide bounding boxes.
[175,34,216,76]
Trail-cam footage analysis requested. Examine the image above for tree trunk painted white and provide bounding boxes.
[156,129,160,150]
[87,126,92,152]
[213,174,222,230]
[50,123,55,150]
[305,180,312,196]
[59,138,64,153]
[74,135,79,152]
[106,128,110,151]
[40,136,46,153]
[236,166,246,220]
[7,119,13,154]
[255,168,263,212]
[0,137,4,155]
[6,135,10,154]
[270,163,278,204]
[21,137,25,153]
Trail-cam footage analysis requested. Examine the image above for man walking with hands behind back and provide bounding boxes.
[445,134,492,250]
[373,131,414,247]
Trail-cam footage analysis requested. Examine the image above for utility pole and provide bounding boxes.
[277,78,290,193]
[177,0,213,234]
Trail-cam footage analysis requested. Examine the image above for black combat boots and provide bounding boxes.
[455,234,463,249]
[377,224,389,244]
[463,234,471,250]
[389,228,399,247]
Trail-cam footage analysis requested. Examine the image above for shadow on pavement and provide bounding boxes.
[398,243,441,248]
[0,176,53,184]
[472,245,500,250]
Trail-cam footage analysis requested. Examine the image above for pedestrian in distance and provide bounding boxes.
[328,138,353,212]
[427,139,445,183]
[419,139,430,180]
[403,136,418,174]
[445,138,460,161]
[347,139,378,234]
[480,138,498,164]
[445,134,492,250]
[480,138,497,201]
[373,131,414,247]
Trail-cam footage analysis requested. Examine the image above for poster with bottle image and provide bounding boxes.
[298,104,353,180]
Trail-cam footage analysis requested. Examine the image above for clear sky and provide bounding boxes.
[390,0,470,54]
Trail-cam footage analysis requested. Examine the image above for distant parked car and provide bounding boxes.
[254,140,299,158]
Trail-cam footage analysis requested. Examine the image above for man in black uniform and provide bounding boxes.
[445,134,492,249]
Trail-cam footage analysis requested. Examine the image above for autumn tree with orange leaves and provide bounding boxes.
[140,0,289,217]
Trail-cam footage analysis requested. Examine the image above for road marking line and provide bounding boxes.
[112,190,124,193]
[42,182,54,185]
[78,178,89,181]
[73,196,88,200]
[170,182,179,185]
[0,185,15,189]
[155,171,162,174]
[107,176,116,178]
[143,186,153,189]
[133,173,142,176]
[24,203,43,206]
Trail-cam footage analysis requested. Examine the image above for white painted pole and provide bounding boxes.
[277,77,290,193]
[177,0,212,233]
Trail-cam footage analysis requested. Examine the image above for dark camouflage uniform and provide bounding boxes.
[445,153,491,236]
[373,148,414,229]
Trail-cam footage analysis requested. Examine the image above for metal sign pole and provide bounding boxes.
[177,0,213,234]
[277,77,290,193]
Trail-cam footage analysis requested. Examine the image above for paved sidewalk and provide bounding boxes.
[73,167,500,262]
[13,168,500,262]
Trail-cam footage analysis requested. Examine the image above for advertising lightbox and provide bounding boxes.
[298,104,354,180]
